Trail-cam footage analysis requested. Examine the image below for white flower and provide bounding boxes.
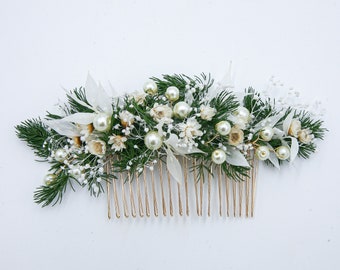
[87,139,106,157]
[108,135,127,151]
[119,110,135,127]
[228,126,244,146]
[288,119,301,137]
[150,103,173,124]
[298,129,314,144]
[199,105,216,121]
[177,117,203,143]
[129,91,147,105]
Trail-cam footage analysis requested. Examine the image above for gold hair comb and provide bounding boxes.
[15,71,326,219]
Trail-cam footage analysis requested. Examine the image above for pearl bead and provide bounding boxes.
[144,131,163,150]
[165,86,180,101]
[234,106,250,123]
[275,146,290,160]
[173,101,191,119]
[54,148,68,162]
[93,113,111,132]
[44,174,56,186]
[260,126,274,141]
[211,149,227,164]
[143,81,158,95]
[215,121,231,136]
[71,166,82,178]
[255,146,270,161]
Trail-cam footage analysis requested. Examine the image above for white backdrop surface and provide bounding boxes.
[0,1,339,270]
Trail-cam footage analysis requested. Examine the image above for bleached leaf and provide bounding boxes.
[283,111,294,134]
[226,147,250,167]
[267,144,280,169]
[97,82,113,114]
[44,120,79,137]
[290,137,299,163]
[85,73,98,107]
[165,147,183,184]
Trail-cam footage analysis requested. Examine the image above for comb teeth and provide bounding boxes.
[106,154,258,219]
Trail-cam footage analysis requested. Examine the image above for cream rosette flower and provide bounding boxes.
[129,91,147,105]
[288,119,301,137]
[177,117,203,144]
[108,135,127,151]
[119,110,135,127]
[298,129,314,144]
[150,103,173,124]
[228,126,244,146]
[199,105,216,121]
[87,139,106,157]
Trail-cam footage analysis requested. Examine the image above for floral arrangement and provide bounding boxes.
[16,72,326,207]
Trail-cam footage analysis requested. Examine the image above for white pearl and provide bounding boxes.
[211,149,227,164]
[215,121,231,136]
[71,166,82,178]
[260,126,274,141]
[234,106,250,123]
[144,131,163,150]
[275,146,290,160]
[44,174,56,186]
[255,146,270,160]
[173,101,191,119]
[54,148,68,162]
[93,113,111,132]
[143,81,158,95]
[165,86,180,101]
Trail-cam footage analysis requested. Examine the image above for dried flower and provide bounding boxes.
[150,103,173,124]
[178,117,203,143]
[199,105,216,121]
[298,129,314,144]
[108,135,127,151]
[129,91,147,105]
[119,110,135,127]
[228,126,244,146]
[87,139,106,157]
[288,119,301,137]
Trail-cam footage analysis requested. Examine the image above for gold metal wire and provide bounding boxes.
[151,168,158,217]
[106,152,259,219]
[193,159,199,216]
[128,172,136,218]
[143,168,150,217]
[135,172,144,217]
[218,166,222,216]
[183,157,189,216]
[167,169,174,216]
[158,161,167,216]
[225,172,230,217]
[105,161,112,219]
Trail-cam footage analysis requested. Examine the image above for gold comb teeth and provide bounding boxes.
[105,155,259,219]
[16,71,325,216]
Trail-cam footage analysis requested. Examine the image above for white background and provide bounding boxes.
[0,0,339,269]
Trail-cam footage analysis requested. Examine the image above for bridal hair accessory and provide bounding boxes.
[16,66,326,219]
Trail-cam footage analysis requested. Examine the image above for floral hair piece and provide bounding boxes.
[16,68,326,218]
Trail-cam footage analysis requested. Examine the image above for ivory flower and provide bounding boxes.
[119,110,135,127]
[199,105,216,121]
[87,139,106,157]
[108,135,127,151]
[178,117,203,143]
[150,103,173,124]
[129,91,147,105]
[288,119,301,137]
[228,126,244,146]
[298,129,314,144]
